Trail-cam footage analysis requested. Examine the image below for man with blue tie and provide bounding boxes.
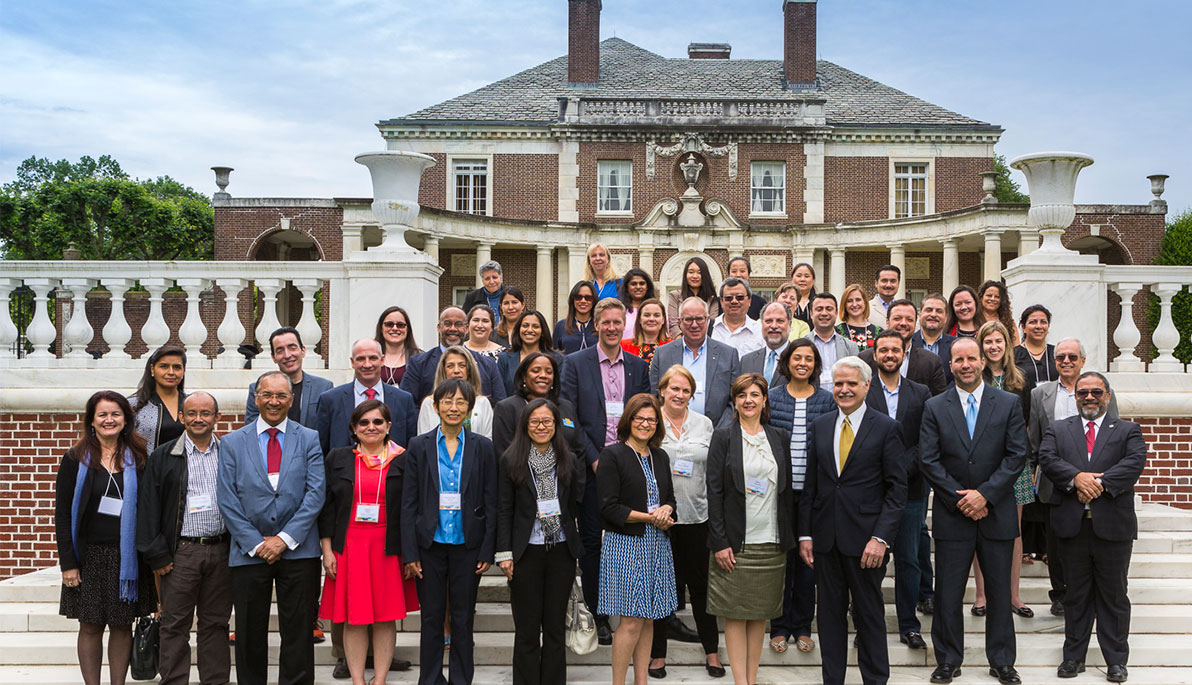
[218,371,325,685]
[740,302,791,388]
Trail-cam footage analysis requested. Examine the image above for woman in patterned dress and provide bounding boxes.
[596,393,677,685]
[835,284,881,349]
[620,298,669,366]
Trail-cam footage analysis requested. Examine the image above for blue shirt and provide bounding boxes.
[682,339,709,416]
[433,428,466,545]
[881,377,900,420]
[255,417,288,476]
[592,278,621,301]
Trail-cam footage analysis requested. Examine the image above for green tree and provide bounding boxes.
[1150,208,1192,362]
[992,154,1029,204]
[0,156,213,260]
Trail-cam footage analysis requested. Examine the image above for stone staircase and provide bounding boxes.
[3,503,1192,683]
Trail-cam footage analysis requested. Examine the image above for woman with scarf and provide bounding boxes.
[496,398,583,684]
[55,390,155,685]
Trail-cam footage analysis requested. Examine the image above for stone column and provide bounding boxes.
[569,247,588,291]
[1017,229,1039,257]
[887,244,907,299]
[982,230,1004,283]
[536,247,554,322]
[557,248,571,318]
[941,239,959,295]
[812,249,826,292]
[475,242,493,288]
[829,249,847,296]
[802,141,825,224]
[341,224,365,256]
[422,235,440,262]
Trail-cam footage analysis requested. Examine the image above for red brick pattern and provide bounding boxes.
[1131,417,1192,507]
[936,157,992,212]
[493,154,559,221]
[824,156,887,222]
[783,0,817,86]
[418,153,448,211]
[568,0,601,84]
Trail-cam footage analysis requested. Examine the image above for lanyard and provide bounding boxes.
[104,469,123,500]
[356,453,385,507]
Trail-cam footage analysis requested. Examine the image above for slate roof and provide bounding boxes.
[383,37,996,130]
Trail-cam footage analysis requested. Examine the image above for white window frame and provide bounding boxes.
[750,161,787,216]
[596,160,634,215]
[889,159,934,219]
[452,286,471,307]
[447,154,493,216]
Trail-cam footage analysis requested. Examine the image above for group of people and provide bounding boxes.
[54,246,1148,685]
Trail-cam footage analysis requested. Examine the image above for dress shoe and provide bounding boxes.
[705,662,727,678]
[1057,660,1085,678]
[970,604,987,617]
[900,632,927,650]
[1051,600,1065,616]
[930,664,961,683]
[390,657,412,672]
[596,616,613,646]
[331,658,350,679]
[989,665,1021,684]
[918,597,935,615]
[665,614,701,643]
[647,665,666,679]
[1106,664,1128,682]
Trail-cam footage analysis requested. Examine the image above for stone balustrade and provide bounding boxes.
[570,96,826,126]
[1105,265,1192,374]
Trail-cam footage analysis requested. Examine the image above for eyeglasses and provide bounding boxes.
[257,392,291,402]
[183,410,216,419]
[1056,353,1082,362]
[528,418,555,429]
[356,417,388,427]
[382,321,408,330]
[1075,388,1105,398]
[439,321,467,329]
[680,316,708,325]
[632,416,658,426]
[574,294,593,302]
[721,294,747,303]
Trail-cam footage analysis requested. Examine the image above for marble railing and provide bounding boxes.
[1106,265,1192,373]
[572,96,825,126]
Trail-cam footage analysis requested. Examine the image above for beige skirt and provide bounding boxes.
[706,542,785,620]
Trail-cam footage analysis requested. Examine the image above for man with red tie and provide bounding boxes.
[1037,372,1146,683]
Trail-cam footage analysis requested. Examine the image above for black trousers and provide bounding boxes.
[1058,518,1132,665]
[814,549,889,685]
[417,542,482,685]
[1046,509,1067,603]
[650,522,719,658]
[576,473,604,616]
[231,557,320,685]
[771,491,816,641]
[509,544,576,685]
[932,536,1015,668]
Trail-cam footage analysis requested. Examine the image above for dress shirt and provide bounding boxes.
[660,409,713,524]
[623,308,638,341]
[598,346,626,447]
[881,376,900,420]
[742,429,779,544]
[900,354,910,378]
[681,340,709,416]
[1084,414,1106,457]
[812,331,841,389]
[252,417,298,553]
[434,428,466,545]
[955,382,985,419]
[1054,381,1079,421]
[710,315,764,357]
[181,434,224,537]
[920,334,942,355]
[353,378,385,407]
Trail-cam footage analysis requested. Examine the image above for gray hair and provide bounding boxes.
[182,391,220,415]
[256,370,293,392]
[680,296,710,315]
[719,276,752,299]
[478,260,502,276]
[351,337,383,357]
[832,356,872,385]
[1055,337,1087,359]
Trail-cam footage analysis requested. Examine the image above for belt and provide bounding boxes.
[179,532,230,545]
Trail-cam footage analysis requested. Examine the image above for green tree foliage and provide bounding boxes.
[1150,208,1192,362]
[0,155,214,260]
[992,154,1030,204]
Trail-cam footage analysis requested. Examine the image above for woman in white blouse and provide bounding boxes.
[647,365,725,678]
[417,345,493,438]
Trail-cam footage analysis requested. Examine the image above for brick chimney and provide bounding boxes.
[783,0,817,89]
[688,43,731,59]
[568,0,601,86]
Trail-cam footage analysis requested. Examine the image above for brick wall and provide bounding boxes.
[417,153,448,211]
[214,206,342,262]
[935,157,992,212]
[1130,417,1192,507]
[824,156,887,222]
[493,154,559,221]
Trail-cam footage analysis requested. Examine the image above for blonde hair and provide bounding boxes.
[977,321,1025,392]
[434,345,483,396]
[657,364,696,395]
[838,284,870,323]
[584,242,621,282]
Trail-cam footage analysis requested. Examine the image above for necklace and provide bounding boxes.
[662,408,687,438]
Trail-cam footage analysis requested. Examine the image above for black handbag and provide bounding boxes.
[130,614,160,680]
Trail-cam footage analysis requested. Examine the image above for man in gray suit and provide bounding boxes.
[805,292,860,391]
[244,327,333,427]
[740,301,791,387]
[1027,337,1117,617]
[649,296,741,427]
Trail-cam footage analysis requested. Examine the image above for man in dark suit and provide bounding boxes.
[460,259,505,320]
[865,329,932,651]
[244,327,333,427]
[649,296,741,426]
[400,307,507,404]
[858,299,947,396]
[740,301,791,387]
[560,297,649,644]
[1036,372,1145,683]
[919,337,1027,684]
[800,356,907,685]
[911,292,956,386]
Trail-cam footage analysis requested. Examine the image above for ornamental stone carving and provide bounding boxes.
[647,132,737,181]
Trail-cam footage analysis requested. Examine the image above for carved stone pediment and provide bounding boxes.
[637,197,744,231]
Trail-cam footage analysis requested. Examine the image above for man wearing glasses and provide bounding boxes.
[709,277,765,357]
[400,306,508,404]
[649,297,741,427]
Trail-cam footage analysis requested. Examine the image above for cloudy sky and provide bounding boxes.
[2,0,1189,215]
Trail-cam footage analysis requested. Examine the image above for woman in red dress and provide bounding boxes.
[319,399,419,685]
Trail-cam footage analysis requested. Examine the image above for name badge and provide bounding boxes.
[439,492,462,511]
[537,498,561,518]
[97,495,123,516]
[355,504,380,523]
[746,477,769,497]
[672,459,695,477]
[606,401,624,417]
[268,473,280,490]
[187,494,215,514]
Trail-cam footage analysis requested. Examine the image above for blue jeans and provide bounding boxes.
[895,497,929,635]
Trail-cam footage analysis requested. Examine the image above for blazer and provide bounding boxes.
[495,349,563,399]
[918,385,1027,541]
[1036,416,1147,541]
[245,372,333,427]
[802,331,860,365]
[596,442,677,536]
[865,377,931,499]
[801,408,908,556]
[462,285,503,314]
[867,294,894,330]
[858,346,947,397]
[315,381,418,455]
[55,452,149,573]
[491,395,586,476]
[911,330,956,386]
[552,318,597,355]
[216,421,325,566]
[317,446,405,556]
[705,423,796,554]
[399,347,507,405]
[559,346,651,466]
[648,337,741,427]
[740,343,787,388]
[665,290,719,340]
[399,429,498,564]
[1027,380,1119,502]
[496,450,584,564]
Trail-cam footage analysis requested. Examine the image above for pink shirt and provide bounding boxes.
[598,346,626,447]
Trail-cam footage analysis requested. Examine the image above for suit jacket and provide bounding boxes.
[865,377,931,499]
[1036,416,1147,540]
[399,346,507,405]
[596,442,677,536]
[244,372,333,427]
[867,294,894,330]
[559,346,650,466]
[858,347,947,397]
[216,421,325,566]
[918,385,1027,541]
[801,408,907,556]
[1027,380,1119,502]
[705,423,796,554]
[740,343,786,388]
[315,381,418,455]
[911,330,955,386]
[802,332,860,365]
[648,337,741,427]
[496,449,584,564]
[317,446,406,555]
[462,285,503,314]
[400,429,498,564]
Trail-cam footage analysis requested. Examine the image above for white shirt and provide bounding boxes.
[1084,413,1107,458]
[832,402,868,477]
[353,378,385,407]
[742,429,779,544]
[660,409,714,524]
[956,382,986,417]
[710,315,765,357]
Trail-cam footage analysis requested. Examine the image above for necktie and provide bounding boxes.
[364,388,377,401]
[965,394,977,438]
[265,427,282,475]
[764,349,777,381]
[839,416,854,473]
[1086,421,1096,456]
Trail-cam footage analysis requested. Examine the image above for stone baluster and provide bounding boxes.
[100,278,135,363]
[292,279,324,366]
[60,277,97,364]
[214,279,249,368]
[1149,283,1187,373]
[0,278,21,363]
[176,279,209,361]
[253,279,285,364]
[140,278,172,353]
[1108,283,1145,373]
[23,278,57,362]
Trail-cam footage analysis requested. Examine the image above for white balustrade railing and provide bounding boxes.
[1105,265,1192,373]
[0,261,344,370]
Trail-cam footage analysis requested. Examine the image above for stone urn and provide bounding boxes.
[1009,152,1094,254]
[354,151,436,254]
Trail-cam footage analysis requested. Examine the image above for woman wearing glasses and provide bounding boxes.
[554,282,599,354]
[374,306,421,386]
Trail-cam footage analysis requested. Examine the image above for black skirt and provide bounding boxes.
[60,544,156,625]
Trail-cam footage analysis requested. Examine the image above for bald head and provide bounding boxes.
[438,307,466,346]
[350,337,383,385]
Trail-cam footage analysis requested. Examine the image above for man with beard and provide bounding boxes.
[740,301,793,387]
[858,299,947,396]
[401,307,507,404]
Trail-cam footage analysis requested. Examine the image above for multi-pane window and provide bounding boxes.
[453,159,488,215]
[751,161,786,214]
[894,163,928,218]
[597,161,633,213]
